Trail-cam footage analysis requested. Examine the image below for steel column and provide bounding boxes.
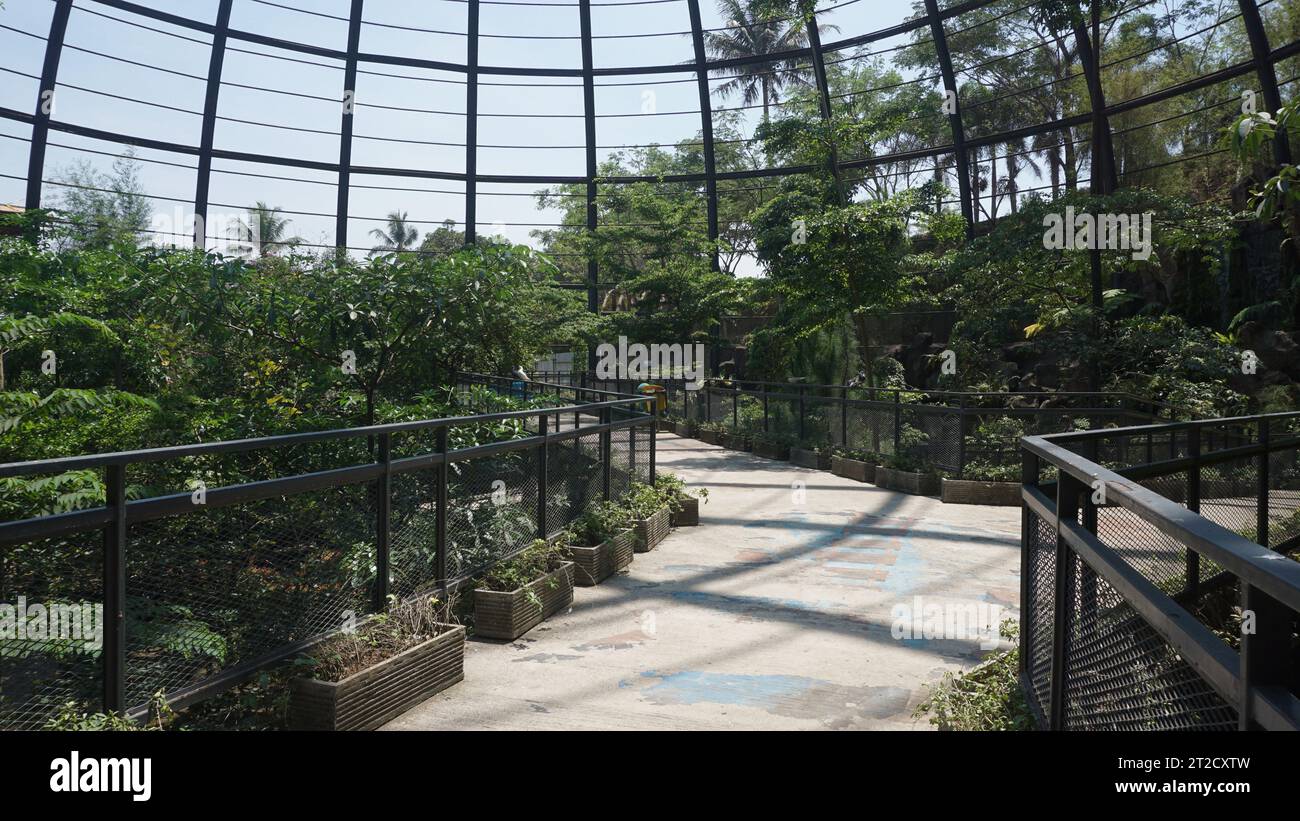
[1073,3,1117,193]
[193,0,235,248]
[465,0,480,244]
[537,414,550,538]
[686,0,720,271]
[373,432,391,611]
[335,0,364,250]
[924,0,974,237]
[806,13,843,200]
[435,427,449,588]
[579,0,600,370]
[1238,0,1291,165]
[25,0,74,211]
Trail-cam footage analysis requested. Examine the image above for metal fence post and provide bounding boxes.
[763,388,769,433]
[1185,425,1201,600]
[435,427,448,590]
[649,402,657,484]
[537,413,550,538]
[373,432,391,612]
[731,388,738,431]
[1050,471,1083,730]
[956,397,967,478]
[1257,417,1270,548]
[893,391,902,456]
[798,386,806,442]
[103,463,127,715]
[1019,449,1037,680]
[1238,582,1291,729]
[840,386,848,448]
[601,406,612,501]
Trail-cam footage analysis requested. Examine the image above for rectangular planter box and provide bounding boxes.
[722,433,750,451]
[634,507,672,553]
[473,562,575,640]
[697,429,722,445]
[568,529,635,586]
[942,478,1023,507]
[831,455,875,483]
[288,624,465,731]
[875,466,940,496]
[752,441,790,460]
[671,496,699,527]
[790,448,831,470]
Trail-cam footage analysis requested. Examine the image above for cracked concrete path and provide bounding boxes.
[384,432,1021,731]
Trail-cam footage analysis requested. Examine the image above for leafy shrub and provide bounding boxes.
[298,595,454,683]
[913,621,1034,731]
[473,538,569,593]
[569,501,633,546]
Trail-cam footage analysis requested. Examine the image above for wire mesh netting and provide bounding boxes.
[0,530,105,730]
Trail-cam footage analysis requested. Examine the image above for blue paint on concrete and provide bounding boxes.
[632,670,817,707]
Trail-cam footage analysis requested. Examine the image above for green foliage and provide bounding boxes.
[622,481,671,519]
[569,501,634,546]
[474,538,570,593]
[913,620,1035,731]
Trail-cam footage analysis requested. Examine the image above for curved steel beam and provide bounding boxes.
[25,0,74,211]
[336,0,364,250]
[193,0,234,248]
[686,0,719,271]
[924,0,974,238]
[1238,0,1291,165]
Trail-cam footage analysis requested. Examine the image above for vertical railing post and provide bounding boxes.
[705,386,712,424]
[1050,471,1083,730]
[840,386,848,449]
[601,406,612,501]
[1239,581,1291,729]
[1018,448,1038,681]
[1257,417,1270,548]
[893,391,902,457]
[956,396,967,478]
[103,462,127,715]
[731,387,738,432]
[435,427,448,590]
[537,414,550,538]
[762,388,769,433]
[649,400,657,484]
[798,386,806,443]
[1185,425,1201,600]
[373,432,391,611]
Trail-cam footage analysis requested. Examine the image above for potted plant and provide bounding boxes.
[830,448,878,483]
[288,596,464,731]
[874,454,941,496]
[751,432,792,460]
[790,442,832,470]
[655,473,708,526]
[721,428,751,451]
[565,502,635,585]
[472,539,575,640]
[696,421,725,445]
[941,461,1022,506]
[625,482,672,552]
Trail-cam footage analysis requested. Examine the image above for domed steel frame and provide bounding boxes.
[9,0,1298,308]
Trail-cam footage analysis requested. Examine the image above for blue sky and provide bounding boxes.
[0,0,915,254]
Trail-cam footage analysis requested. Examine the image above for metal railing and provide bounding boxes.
[0,374,655,729]
[1019,411,1300,730]
[671,378,1169,476]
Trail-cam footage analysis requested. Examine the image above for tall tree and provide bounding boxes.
[370,211,421,255]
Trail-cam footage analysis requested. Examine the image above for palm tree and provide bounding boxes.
[238,201,303,257]
[703,0,835,122]
[369,211,420,255]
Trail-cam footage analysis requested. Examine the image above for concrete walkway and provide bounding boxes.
[385,432,1022,731]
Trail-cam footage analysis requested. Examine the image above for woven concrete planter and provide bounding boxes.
[671,496,699,527]
[790,448,831,470]
[752,441,790,460]
[875,466,940,496]
[697,429,722,445]
[722,433,750,451]
[634,507,672,553]
[942,478,1022,507]
[288,624,465,731]
[473,562,575,640]
[831,456,875,483]
[568,530,635,586]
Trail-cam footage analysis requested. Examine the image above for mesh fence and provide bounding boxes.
[0,390,654,728]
